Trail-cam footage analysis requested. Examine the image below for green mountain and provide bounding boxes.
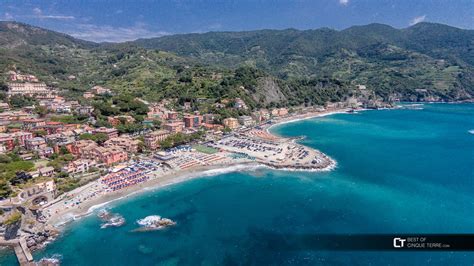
[0,21,473,109]
[134,23,474,101]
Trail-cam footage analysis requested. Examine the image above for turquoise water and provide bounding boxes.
[2,103,474,265]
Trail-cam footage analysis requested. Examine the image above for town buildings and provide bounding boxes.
[25,137,47,151]
[0,111,33,122]
[223,118,240,129]
[90,86,112,95]
[0,144,6,154]
[104,136,141,153]
[146,104,169,120]
[25,137,53,157]
[144,130,171,150]
[183,102,192,110]
[0,102,10,111]
[43,122,64,135]
[252,109,271,123]
[164,122,184,133]
[38,167,55,177]
[183,115,202,128]
[63,159,96,174]
[0,122,6,133]
[40,98,81,114]
[167,111,179,120]
[271,108,288,117]
[202,114,216,124]
[238,116,255,127]
[7,71,39,82]
[107,115,135,126]
[76,106,94,115]
[70,140,128,166]
[93,127,119,139]
[0,134,14,151]
[11,131,33,147]
[22,119,46,130]
[95,146,128,166]
[234,98,248,110]
[83,91,95,99]
[6,82,55,99]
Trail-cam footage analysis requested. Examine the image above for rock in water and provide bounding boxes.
[133,215,176,232]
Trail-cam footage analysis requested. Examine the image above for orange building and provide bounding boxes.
[183,115,202,128]
[93,127,119,139]
[163,122,184,133]
[144,130,171,150]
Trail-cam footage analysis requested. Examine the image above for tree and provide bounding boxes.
[152,119,161,129]
[34,106,48,117]
[34,130,47,137]
[0,154,12,164]
[0,180,12,199]
[59,146,70,155]
[79,133,108,144]
[9,95,37,108]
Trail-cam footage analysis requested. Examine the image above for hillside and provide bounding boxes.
[134,23,474,101]
[135,23,474,70]
[0,21,473,108]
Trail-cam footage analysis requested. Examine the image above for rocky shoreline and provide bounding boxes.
[25,229,59,252]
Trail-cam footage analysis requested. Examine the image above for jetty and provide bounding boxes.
[0,238,33,265]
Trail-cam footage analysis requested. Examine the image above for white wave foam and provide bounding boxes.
[81,164,260,217]
[266,111,348,132]
[36,254,62,265]
[469,129,474,135]
[65,160,335,226]
[258,158,337,173]
[137,215,162,226]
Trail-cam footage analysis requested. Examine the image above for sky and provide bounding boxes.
[1,0,473,42]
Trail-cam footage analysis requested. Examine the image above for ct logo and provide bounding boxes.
[393,238,406,248]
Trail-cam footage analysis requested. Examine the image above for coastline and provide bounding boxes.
[265,108,351,134]
[45,108,350,231]
[48,162,260,226]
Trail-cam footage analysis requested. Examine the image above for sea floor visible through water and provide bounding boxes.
[1,103,473,265]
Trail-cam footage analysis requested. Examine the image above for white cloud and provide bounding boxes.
[33,7,42,15]
[29,7,75,20]
[68,23,169,42]
[339,0,349,6]
[2,12,14,20]
[409,15,426,26]
[36,15,75,20]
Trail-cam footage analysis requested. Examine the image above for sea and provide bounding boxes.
[1,103,473,265]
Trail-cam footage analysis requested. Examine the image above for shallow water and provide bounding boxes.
[1,103,473,265]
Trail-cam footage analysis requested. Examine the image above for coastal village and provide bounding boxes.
[0,71,380,264]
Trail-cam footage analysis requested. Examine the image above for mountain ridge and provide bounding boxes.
[0,20,473,106]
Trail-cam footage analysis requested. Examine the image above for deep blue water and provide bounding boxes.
[1,103,473,265]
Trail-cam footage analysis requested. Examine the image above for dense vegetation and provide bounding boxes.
[159,131,205,149]
[135,23,474,102]
[1,21,473,111]
[0,154,35,198]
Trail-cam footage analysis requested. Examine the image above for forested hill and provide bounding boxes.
[133,23,474,101]
[1,21,473,108]
[134,23,474,71]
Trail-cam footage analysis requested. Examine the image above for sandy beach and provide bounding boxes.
[44,108,349,227]
[265,108,351,133]
[46,162,259,225]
